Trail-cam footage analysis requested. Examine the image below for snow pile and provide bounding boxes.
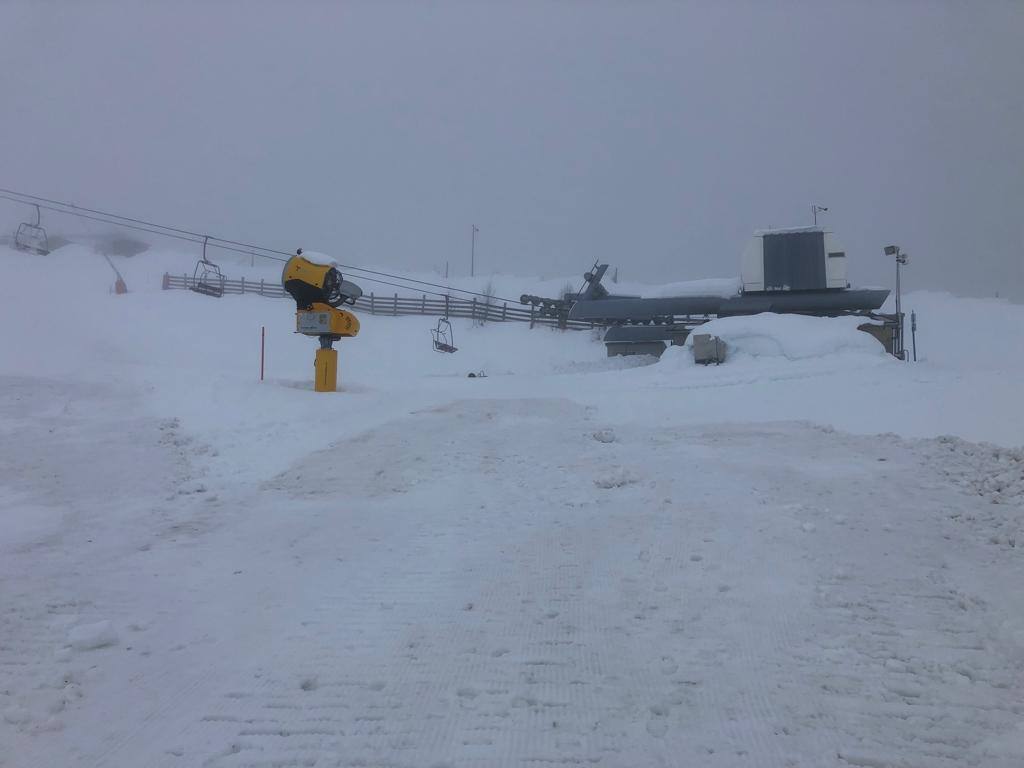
[924,436,1024,507]
[682,312,888,361]
[294,250,335,266]
[67,621,119,651]
[652,344,693,372]
[642,277,741,299]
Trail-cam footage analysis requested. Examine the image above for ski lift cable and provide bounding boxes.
[0,194,465,299]
[3,189,521,302]
[0,193,489,301]
[0,187,521,304]
[0,193,208,247]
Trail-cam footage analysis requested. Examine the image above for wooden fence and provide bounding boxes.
[162,273,600,330]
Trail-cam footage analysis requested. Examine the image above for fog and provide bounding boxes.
[2,1,1021,298]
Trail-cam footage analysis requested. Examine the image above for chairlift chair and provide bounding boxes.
[432,317,457,353]
[189,236,225,298]
[14,205,50,255]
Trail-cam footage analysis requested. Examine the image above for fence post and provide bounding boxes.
[422,294,426,314]
[162,273,170,290]
[472,298,477,322]
[502,302,507,321]
[445,294,450,318]
[370,292,375,314]
[529,304,535,329]
[260,279,265,296]
[394,293,398,316]
[241,276,246,294]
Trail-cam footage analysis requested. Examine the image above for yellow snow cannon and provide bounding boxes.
[281,250,362,392]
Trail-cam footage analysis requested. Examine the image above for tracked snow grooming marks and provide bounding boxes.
[3,398,1024,766]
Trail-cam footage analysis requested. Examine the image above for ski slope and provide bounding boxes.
[1,245,1023,767]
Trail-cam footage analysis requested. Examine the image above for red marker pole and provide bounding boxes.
[260,326,265,382]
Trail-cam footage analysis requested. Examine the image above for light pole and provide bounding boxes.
[884,245,909,360]
[911,310,917,362]
[812,204,828,226]
[471,224,479,277]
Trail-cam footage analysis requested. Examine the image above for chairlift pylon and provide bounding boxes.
[432,317,457,353]
[14,204,50,255]
[189,235,225,298]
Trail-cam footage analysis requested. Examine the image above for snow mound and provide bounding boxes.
[924,436,1024,505]
[683,313,887,361]
[594,467,641,488]
[642,277,741,299]
[68,620,118,651]
[654,344,693,372]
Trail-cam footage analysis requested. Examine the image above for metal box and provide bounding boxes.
[692,334,727,365]
[295,308,359,337]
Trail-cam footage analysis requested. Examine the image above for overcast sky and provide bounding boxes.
[1,1,1021,297]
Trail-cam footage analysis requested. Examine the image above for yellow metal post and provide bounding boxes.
[314,347,338,392]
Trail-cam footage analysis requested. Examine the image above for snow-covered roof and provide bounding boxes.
[295,250,337,266]
[752,225,829,237]
[642,277,742,299]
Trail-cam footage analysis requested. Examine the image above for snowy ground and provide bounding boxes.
[2,245,1023,767]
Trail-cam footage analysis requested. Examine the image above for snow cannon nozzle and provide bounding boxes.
[281,253,362,310]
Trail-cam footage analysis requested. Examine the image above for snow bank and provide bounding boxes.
[67,621,118,651]
[3,243,1023,455]
[895,290,1024,371]
[654,344,693,372]
[682,313,888,361]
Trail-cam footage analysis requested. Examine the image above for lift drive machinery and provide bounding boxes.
[282,250,362,392]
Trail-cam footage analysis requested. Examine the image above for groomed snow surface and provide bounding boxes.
[2,245,1023,768]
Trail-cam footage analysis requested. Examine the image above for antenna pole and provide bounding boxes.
[470,225,478,277]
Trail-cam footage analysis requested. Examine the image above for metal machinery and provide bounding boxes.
[520,263,639,329]
[432,317,457,353]
[692,334,728,365]
[14,204,50,255]
[189,236,225,298]
[281,249,362,392]
[546,227,898,358]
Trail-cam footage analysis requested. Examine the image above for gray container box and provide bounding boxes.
[692,334,727,365]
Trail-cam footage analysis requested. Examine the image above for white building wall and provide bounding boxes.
[740,236,764,292]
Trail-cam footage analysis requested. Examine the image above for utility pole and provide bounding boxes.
[471,225,479,277]
[911,310,917,362]
[884,245,909,360]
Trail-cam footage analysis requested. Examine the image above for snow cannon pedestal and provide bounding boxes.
[314,345,338,393]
